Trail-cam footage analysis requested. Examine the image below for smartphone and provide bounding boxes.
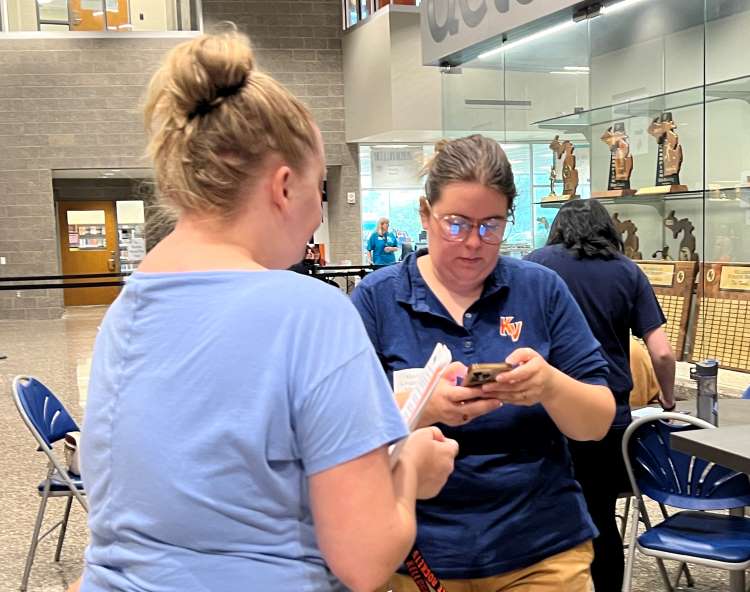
[462,363,512,387]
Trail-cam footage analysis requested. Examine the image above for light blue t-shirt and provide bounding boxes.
[80,270,408,592]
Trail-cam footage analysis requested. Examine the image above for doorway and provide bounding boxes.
[57,200,121,306]
[54,171,151,307]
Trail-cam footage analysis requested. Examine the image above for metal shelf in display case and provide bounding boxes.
[532,74,750,133]
[532,86,706,132]
[535,188,750,210]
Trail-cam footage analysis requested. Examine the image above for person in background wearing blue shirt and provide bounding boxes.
[367,217,400,265]
[76,32,458,592]
[526,198,675,592]
[352,135,615,591]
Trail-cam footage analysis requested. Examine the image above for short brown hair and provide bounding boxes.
[422,135,517,212]
[144,31,318,215]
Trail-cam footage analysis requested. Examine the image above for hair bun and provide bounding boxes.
[169,32,255,122]
[434,139,450,154]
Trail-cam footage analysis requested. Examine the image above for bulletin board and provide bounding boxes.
[636,260,698,360]
[690,262,750,373]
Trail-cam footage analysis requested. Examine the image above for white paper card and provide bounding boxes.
[393,368,423,395]
[389,343,452,466]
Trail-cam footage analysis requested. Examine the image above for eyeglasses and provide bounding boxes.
[427,204,510,245]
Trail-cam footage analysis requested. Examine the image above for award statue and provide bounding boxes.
[612,213,642,259]
[593,122,636,198]
[542,136,580,202]
[664,210,699,262]
[637,112,688,194]
[652,246,673,261]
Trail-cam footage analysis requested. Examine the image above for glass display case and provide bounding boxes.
[440,0,750,372]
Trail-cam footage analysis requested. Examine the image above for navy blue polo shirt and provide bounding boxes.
[526,244,666,428]
[351,250,610,579]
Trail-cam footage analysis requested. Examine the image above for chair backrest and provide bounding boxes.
[623,412,750,511]
[400,242,414,261]
[12,376,79,448]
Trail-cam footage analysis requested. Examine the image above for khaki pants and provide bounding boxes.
[384,541,593,592]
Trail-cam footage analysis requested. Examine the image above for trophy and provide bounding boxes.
[664,210,699,261]
[612,213,642,259]
[536,216,550,232]
[637,112,688,194]
[652,246,673,261]
[593,122,636,198]
[542,135,580,202]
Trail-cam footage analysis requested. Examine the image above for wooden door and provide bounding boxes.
[69,0,129,31]
[57,201,121,306]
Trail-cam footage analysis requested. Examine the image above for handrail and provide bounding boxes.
[0,282,125,291]
[0,265,377,291]
[0,272,131,282]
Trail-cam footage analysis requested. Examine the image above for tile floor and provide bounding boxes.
[0,306,745,591]
[1,307,98,592]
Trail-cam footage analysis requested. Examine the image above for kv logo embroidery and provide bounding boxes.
[499,316,523,342]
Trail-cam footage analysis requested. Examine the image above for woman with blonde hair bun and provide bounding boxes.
[77,32,457,592]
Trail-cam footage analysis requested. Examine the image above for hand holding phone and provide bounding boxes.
[462,363,512,387]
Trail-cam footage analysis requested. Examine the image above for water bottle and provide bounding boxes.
[690,359,719,426]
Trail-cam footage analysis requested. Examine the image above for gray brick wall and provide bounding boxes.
[0,37,185,319]
[1,5,362,320]
[202,0,362,264]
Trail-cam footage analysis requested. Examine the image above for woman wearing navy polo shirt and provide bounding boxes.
[352,135,616,591]
[526,199,675,592]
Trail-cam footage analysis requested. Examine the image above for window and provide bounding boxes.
[67,210,107,251]
[342,0,420,29]
[360,145,432,261]
[3,0,200,32]
[359,141,592,260]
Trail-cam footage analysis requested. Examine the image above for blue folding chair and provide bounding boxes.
[622,412,750,592]
[12,376,87,592]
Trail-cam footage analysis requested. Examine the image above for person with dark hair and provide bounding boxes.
[526,198,676,592]
[399,240,414,261]
[288,244,316,275]
[545,198,625,258]
[352,135,616,591]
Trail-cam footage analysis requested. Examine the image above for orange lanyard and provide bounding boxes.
[405,547,447,592]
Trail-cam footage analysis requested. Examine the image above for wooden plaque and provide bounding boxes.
[636,260,697,359]
[719,265,750,291]
[690,262,750,373]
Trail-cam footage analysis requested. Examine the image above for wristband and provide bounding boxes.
[660,399,676,412]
